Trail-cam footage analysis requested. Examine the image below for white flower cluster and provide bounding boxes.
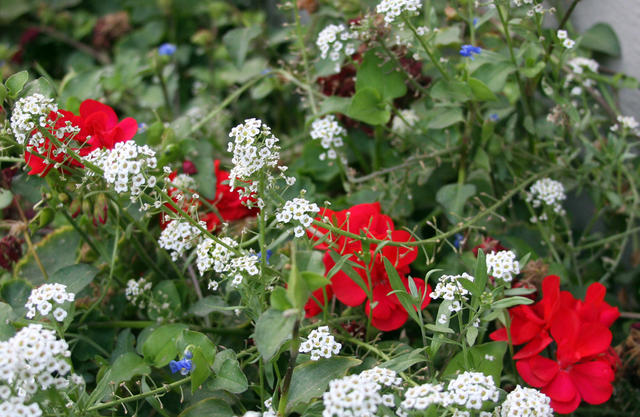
[401,382,446,411]
[0,324,82,414]
[196,237,259,288]
[499,385,553,417]
[557,30,575,49]
[526,178,566,219]
[446,371,499,411]
[84,141,158,198]
[310,115,347,161]
[486,250,520,283]
[227,118,295,208]
[323,367,401,417]
[391,109,419,135]
[125,278,152,308]
[299,326,342,360]
[376,0,421,24]
[25,283,75,322]
[316,24,358,71]
[158,219,205,261]
[170,173,196,191]
[610,115,640,135]
[275,197,320,237]
[568,57,599,74]
[10,94,58,146]
[429,273,474,312]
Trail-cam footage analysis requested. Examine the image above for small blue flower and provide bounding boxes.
[489,113,499,122]
[473,17,478,27]
[453,233,464,249]
[460,44,482,60]
[169,352,193,375]
[138,122,148,133]
[255,249,273,264]
[158,43,177,56]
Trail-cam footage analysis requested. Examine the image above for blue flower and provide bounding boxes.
[489,113,499,122]
[158,43,177,56]
[460,44,482,60]
[473,18,478,27]
[138,122,148,133]
[169,352,193,375]
[453,233,464,249]
[255,249,273,264]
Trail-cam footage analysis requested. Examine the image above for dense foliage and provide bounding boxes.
[0,0,639,416]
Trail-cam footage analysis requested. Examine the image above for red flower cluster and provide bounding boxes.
[163,160,257,231]
[25,99,137,176]
[305,202,430,331]
[491,275,620,414]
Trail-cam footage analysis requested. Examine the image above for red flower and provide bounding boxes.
[472,236,508,256]
[494,275,619,414]
[24,99,137,176]
[306,202,430,331]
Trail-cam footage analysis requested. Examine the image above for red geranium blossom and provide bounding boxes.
[492,275,619,414]
[162,160,258,231]
[306,202,430,331]
[24,99,137,176]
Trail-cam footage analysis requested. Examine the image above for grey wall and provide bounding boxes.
[571,0,640,114]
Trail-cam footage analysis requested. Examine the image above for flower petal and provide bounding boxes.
[570,360,614,405]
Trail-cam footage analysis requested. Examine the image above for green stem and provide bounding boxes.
[403,16,450,81]
[293,1,318,114]
[85,376,191,412]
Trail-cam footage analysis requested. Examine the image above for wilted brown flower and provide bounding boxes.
[93,11,131,49]
[297,0,318,13]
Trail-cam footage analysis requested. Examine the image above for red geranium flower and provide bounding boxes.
[493,275,619,414]
[306,202,430,331]
[24,99,137,176]
[472,236,508,256]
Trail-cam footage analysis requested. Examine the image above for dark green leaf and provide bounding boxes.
[179,398,234,417]
[223,26,262,68]
[190,296,234,316]
[209,350,248,394]
[581,23,621,57]
[427,107,464,129]
[492,296,534,309]
[6,70,29,97]
[142,324,188,367]
[468,78,497,101]
[50,264,98,294]
[435,183,477,223]
[355,50,406,101]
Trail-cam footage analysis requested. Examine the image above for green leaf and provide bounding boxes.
[190,349,211,393]
[468,78,497,101]
[504,287,536,296]
[443,342,507,384]
[425,323,455,334]
[190,296,234,316]
[223,26,262,68]
[297,251,325,276]
[109,352,151,384]
[191,141,216,200]
[142,324,188,367]
[347,88,390,126]
[179,398,234,417]
[435,183,477,224]
[0,280,31,312]
[430,80,472,102]
[319,96,351,116]
[434,26,461,45]
[148,280,182,321]
[472,62,515,92]
[0,83,7,104]
[208,350,248,394]
[177,330,216,364]
[379,348,427,372]
[300,272,331,292]
[492,296,534,309]
[383,257,420,324]
[254,309,296,362]
[521,61,546,78]
[287,246,308,310]
[6,70,29,98]
[466,326,478,346]
[286,357,361,413]
[0,189,12,210]
[474,250,488,296]
[581,23,621,57]
[355,50,407,101]
[50,264,98,294]
[15,226,81,286]
[270,287,293,311]
[0,302,15,341]
[427,107,464,129]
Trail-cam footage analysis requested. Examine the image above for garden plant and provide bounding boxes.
[0,0,639,416]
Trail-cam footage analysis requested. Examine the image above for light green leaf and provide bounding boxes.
[6,70,29,97]
[208,350,248,394]
[286,357,361,413]
[254,308,296,362]
[443,342,507,384]
[142,324,188,367]
[581,23,621,57]
[0,189,12,209]
[0,302,15,341]
[190,296,234,316]
[435,183,477,223]
[427,107,464,129]
[179,398,234,417]
[430,80,472,102]
[347,88,390,126]
[223,26,262,68]
[270,287,293,311]
[492,296,534,309]
[355,50,406,101]
[50,264,98,294]
[468,78,497,101]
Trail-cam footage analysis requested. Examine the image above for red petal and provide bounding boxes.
[79,99,118,127]
[381,230,418,268]
[367,298,408,331]
[513,332,553,359]
[575,323,612,359]
[516,355,558,387]
[114,117,138,142]
[544,371,578,402]
[305,285,333,318]
[570,360,614,405]
[324,252,366,306]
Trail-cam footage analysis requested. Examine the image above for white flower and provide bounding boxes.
[556,30,568,40]
[486,250,520,283]
[376,0,422,24]
[25,283,74,322]
[568,57,599,74]
[563,38,575,49]
[500,385,553,417]
[125,278,153,308]
[526,178,566,216]
[310,115,347,161]
[299,326,342,360]
[275,196,320,238]
[391,109,419,135]
[196,237,259,288]
[10,94,58,146]
[158,219,205,261]
[429,273,474,312]
[317,24,358,68]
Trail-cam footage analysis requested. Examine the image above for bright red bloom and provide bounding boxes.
[24,99,137,176]
[306,202,430,331]
[494,275,619,414]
